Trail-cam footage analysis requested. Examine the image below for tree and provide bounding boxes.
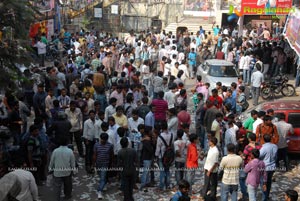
[0,0,40,90]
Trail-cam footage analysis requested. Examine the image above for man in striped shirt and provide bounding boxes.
[92,133,113,200]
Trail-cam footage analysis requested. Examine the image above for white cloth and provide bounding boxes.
[9,170,38,201]
[253,118,263,134]
[204,146,219,173]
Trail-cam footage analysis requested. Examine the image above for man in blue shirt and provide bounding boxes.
[188,48,197,79]
[145,105,155,129]
[259,134,278,201]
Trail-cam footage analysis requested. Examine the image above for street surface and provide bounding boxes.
[37,77,300,201]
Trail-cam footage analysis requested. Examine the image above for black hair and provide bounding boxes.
[101,122,109,131]
[248,133,256,141]
[258,111,266,118]
[227,143,235,153]
[120,137,128,148]
[160,121,168,130]
[177,129,184,138]
[252,148,260,159]
[263,115,272,122]
[285,190,298,201]
[210,136,218,145]
[100,133,109,141]
[117,127,126,137]
[251,110,258,116]
[189,133,198,143]
[178,179,190,190]
[263,134,271,143]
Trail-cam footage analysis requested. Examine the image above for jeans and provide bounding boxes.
[239,170,248,199]
[247,184,257,201]
[263,64,269,76]
[252,87,260,106]
[262,171,275,201]
[243,69,250,84]
[70,130,83,156]
[97,165,109,192]
[185,168,195,193]
[189,64,195,78]
[123,175,135,201]
[276,147,289,170]
[158,159,171,190]
[53,175,72,201]
[274,64,284,76]
[140,160,152,189]
[175,161,185,185]
[84,139,95,168]
[196,124,205,149]
[201,170,218,199]
[221,183,238,201]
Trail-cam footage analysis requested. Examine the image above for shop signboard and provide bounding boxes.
[240,0,294,15]
[183,0,216,16]
[284,8,300,56]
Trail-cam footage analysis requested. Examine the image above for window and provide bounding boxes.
[288,113,300,128]
[208,65,238,77]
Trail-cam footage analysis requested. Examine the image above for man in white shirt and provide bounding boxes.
[178,60,189,83]
[104,97,117,122]
[252,111,266,135]
[0,168,38,201]
[274,113,294,171]
[202,137,219,200]
[251,64,264,106]
[224,121,237,155]
[83,110,100,173]
[163,83,177,109]
[65,101,83,157]
[34,38,46,67]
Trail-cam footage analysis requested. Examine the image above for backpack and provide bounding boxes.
[241,94,249,112]
[159,134,175,168]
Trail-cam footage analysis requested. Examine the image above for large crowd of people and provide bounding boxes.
[0,23,299,201]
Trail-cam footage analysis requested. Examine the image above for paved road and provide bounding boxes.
[37,77,300,201]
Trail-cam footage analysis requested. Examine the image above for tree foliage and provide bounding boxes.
[0,0,40,90]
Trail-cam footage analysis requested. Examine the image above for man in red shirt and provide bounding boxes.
[151,91,168,123]
[215,47,225,60]
[177,105,191,130]
[186,134,200,194]
[208,89,223,109]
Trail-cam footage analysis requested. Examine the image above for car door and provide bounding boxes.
[287,112,300,153]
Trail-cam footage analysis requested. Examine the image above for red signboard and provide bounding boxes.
[241,0,293,15]
[284,8,300,57]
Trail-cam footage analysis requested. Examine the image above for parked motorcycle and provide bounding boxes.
[261,74,295,100]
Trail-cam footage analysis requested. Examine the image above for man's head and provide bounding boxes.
[116,106,124,116]
[285,190,298,201]
[250,109,258,120]
[100,133,109,144]
[267,109,274,116]
[227,143,236,154]
[248,133,256,142]
[263,134,271,143]
[29,125,39,137]
[216,113,223,122]
[109,97,117,107]
[251,148,260,159]
[89,110,96,121]
[70,100,76,111]
[263,115,273,126]
[132,109,139,121]
[209,136,218,147]
[189,133,199,144]
[178,179,190,195]
[120,137,128,148]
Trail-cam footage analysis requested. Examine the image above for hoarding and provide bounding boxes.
[241,0,293,15]
[183,0,216,17]
[29,19,54,40]
[284,8,300,56]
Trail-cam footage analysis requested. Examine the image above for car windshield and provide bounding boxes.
[208,65,238,77]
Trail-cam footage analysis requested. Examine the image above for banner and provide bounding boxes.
[284,8,300,57]
[183,0,216,17]
[241,0,293,15]
[29,19,54,40]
